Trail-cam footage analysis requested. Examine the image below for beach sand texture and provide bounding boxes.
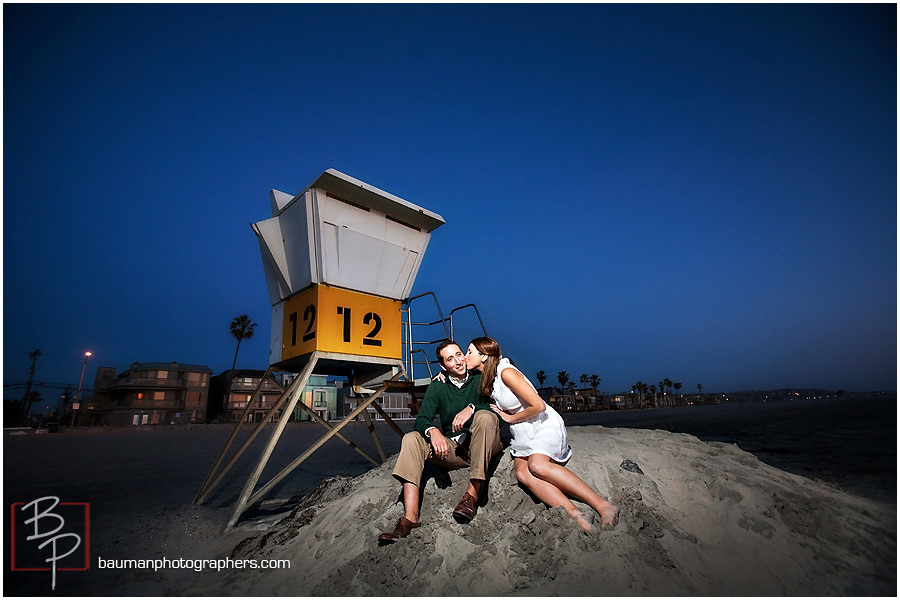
[4,397,895,596]
[199,426,893,596]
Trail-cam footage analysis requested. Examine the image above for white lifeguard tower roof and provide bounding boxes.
[254,168,445,305]
[273,169,445,232]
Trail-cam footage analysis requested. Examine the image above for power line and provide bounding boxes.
[4,381,83,391]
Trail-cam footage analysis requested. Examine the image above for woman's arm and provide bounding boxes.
[499,368,546,424]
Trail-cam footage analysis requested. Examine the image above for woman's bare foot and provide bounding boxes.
[571,510,595,535]
[599,504,620,529]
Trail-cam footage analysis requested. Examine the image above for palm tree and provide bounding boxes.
[696,383,703,402]
[633,381,645,407]
[536,370,547,387]
[589,374,602,410]
[580,373,589,391]
[230,314,258,369]
[674,382,682,405]
[21,348,41,425]
[557,371,569,409]
[566,381,576,410]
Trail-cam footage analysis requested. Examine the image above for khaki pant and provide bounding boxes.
[393,410,503,486]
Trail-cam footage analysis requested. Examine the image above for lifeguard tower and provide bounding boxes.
[195,169,486,527]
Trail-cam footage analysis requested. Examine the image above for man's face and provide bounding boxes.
[439,344,468,378]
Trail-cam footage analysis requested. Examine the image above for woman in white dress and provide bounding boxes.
[466,336,619,533]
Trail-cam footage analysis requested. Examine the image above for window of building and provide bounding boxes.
[381,393,410,409]
[313,389,327,409]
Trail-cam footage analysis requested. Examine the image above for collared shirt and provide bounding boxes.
[448,371,469,389]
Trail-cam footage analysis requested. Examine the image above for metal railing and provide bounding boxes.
[401,292,487,382]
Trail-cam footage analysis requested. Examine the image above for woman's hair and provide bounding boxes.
[471,336,501,398]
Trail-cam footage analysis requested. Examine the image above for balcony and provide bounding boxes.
[228,381,280,392]
[123,399,185,411]
[101,377,189,391]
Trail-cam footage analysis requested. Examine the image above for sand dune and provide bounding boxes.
[198,425,896,596]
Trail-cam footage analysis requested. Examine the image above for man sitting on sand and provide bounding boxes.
[378,340,503,544]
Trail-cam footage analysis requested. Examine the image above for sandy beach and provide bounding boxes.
[4,396,896,596]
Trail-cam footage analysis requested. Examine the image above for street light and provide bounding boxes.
[71,351,92,427]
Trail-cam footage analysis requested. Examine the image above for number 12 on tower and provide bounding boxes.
[280,285,401,362]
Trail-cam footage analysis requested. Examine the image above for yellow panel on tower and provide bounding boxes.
[280,285,401,362]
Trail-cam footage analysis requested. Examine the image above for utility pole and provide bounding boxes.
[71,351,92,427]
[21,349,41,426]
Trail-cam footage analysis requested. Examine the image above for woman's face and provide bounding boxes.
[465,344,484,371]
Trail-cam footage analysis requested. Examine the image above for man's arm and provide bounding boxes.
[450,403,476,433]
[450,376,496,431]
[414,382,442,437]
[414,382,452,459]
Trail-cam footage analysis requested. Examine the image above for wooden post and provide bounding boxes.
[367,391,406,438]
[195,367,305,504]
[195,367,274,503]
[361,405,388,463]
[232,370,404,527]
[226,353,321,527]
[293,400,380,467]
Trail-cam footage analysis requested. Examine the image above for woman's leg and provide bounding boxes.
[513,457,593,534]
[527,454,619,529]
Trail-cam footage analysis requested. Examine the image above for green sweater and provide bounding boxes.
[414,372,497,438]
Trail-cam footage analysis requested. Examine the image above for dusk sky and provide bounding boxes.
[4,3,896,408]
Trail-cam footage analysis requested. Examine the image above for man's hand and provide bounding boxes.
[451,405,474,433]
[429,429,449,460]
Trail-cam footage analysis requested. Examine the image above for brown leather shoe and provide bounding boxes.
[452,492,477,523]
[377,517,420,544]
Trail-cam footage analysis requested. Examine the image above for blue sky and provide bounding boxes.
[4,3,896,406]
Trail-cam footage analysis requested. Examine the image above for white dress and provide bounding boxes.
[491,358,572,463]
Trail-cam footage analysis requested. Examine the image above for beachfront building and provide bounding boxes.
[341,387,413,422]
[540,387,579,411]
[538,387,618,411]
[208,370,286,424]
[272,374,410,422]
[537,388,559,411]
[609,395,627,409]
[91,362,212,426]
[288,374,341,422]
[266,372,344,422]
